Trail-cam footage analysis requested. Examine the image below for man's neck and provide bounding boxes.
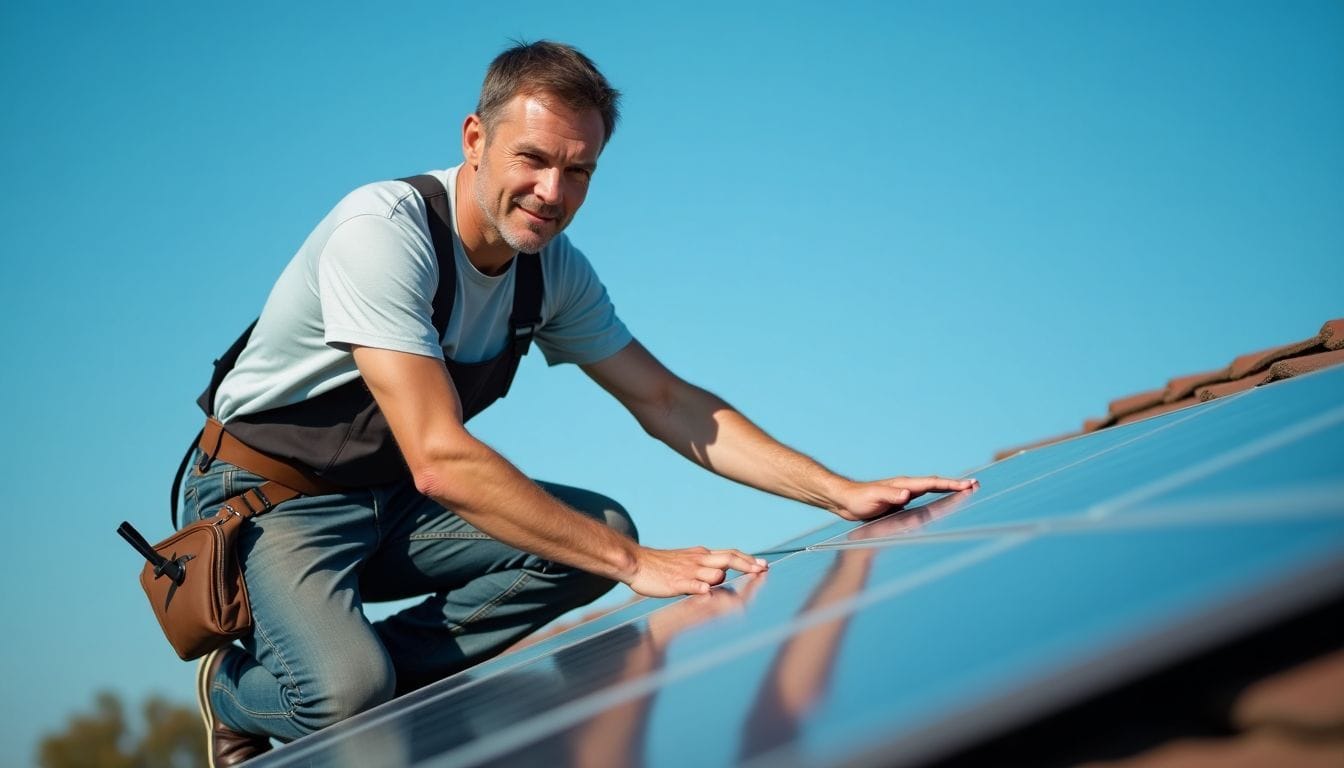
[454,164,516,277]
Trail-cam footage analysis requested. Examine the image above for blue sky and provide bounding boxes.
[2,0,1341,760]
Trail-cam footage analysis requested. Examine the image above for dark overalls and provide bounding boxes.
[185,175,638,741]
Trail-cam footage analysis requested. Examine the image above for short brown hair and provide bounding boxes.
[476,40,621,145]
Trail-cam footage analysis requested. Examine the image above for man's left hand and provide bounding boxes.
[828,476,979,521]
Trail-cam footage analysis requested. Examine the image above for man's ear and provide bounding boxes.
[462,114,485,169]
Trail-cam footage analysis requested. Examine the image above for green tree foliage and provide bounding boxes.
[37,691,205,768]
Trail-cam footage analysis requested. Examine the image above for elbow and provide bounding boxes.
[407,434,483,502]
[632,384,679,439]
[633,410,662,439]
[411,465,451,501]
[639,380,725,436]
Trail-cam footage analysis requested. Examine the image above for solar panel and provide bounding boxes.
[248,364,1344,768]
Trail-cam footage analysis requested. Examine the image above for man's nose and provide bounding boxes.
[534,168,561,205]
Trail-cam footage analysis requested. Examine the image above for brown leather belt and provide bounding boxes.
[198,417,342,497]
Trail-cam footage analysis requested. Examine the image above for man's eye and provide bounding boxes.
[519,153,543,165]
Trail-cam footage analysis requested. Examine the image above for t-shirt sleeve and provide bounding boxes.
[317,212,443,358]
[536,241,633,366]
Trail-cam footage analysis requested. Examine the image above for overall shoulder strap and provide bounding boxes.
[495,253,545,400]
[509,253,544,357]
[398,174,457,338]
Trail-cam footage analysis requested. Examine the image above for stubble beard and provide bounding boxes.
[473,155,556,255]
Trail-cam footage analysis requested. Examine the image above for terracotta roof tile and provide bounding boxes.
[1227,335,1323,379]
[1318,319,1344,350]
[1266,348,1344,382]
[1196,375,1265,402]
[1108,387,1168,421]
[1162,368,1229,403]
[1083,415,1114,433]
[996,318,1344,460]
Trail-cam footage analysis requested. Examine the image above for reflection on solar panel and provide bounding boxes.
[250,365,1344,768]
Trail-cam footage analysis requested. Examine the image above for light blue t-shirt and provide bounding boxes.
[215,165,632,422]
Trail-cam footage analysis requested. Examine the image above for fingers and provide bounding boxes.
[889,475,979,497]
[697,548,769,574]
[677,578,710,595]
[696,566,729,586]
[693,551,768,587]
[693,566,769,607]
[676,549,769,595]
[633,547,770,599]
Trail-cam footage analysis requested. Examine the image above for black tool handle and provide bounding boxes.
[118,522,187,584]
[118,521,166,566]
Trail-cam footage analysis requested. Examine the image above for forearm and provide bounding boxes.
[413,437,639,583]
[644,384,854,510]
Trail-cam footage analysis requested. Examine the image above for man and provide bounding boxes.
[190,40,975,765]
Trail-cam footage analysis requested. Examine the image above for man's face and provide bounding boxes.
[467,94,604,254]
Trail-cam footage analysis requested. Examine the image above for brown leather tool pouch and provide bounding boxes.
[119,419,333,660]
[128,507,253,660]
[119,480,298,660]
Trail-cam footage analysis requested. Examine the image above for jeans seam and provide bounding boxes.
[184,485,199,523]
[249,606,303,717]
[213,681,296,719]
[461,571,531,626]
[407,532,491,540]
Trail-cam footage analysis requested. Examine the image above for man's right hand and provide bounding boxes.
[626,545,768,597]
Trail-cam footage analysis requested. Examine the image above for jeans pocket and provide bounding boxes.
[187,457,268,525]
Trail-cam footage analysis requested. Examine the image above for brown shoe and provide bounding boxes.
[197,647,272,767]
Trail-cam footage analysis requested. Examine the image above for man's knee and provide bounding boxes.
[579,494,637,603]
[551,485,638,543]
[530,484,638,607]
[291,656,396,734]
[599,495,638,544]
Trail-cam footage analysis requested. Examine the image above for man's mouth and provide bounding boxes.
[514,201,558,224]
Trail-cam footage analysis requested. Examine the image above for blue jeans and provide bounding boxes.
[183,451,637,741]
